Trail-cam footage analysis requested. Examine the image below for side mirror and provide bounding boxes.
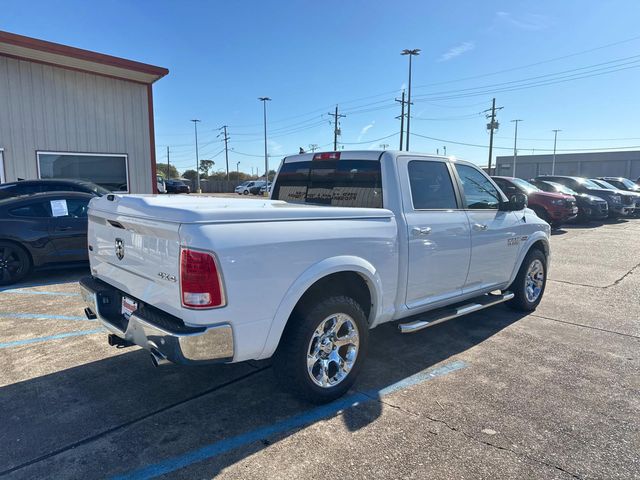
[500,192,527,211]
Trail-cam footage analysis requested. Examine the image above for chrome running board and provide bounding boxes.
[398,291,515,334]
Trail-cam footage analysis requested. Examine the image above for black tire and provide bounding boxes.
[243,190,249,195]
[507,248,547,311]
[273,295,369,404]
[0,241,31,286]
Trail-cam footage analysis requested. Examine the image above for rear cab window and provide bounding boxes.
[272,156,383,208]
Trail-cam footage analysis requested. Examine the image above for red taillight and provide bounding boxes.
[313,152,341,161]
[180,248,225,309]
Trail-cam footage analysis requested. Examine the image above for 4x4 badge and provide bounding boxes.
[115,238,124,260]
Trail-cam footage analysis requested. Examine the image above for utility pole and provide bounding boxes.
[191,119,201,193]
[483,98,503,175]
[552,129,562,175]
[308,144,318,152]
[379,144,389,150]
[401,49,420,151]
[395,90,407,150]
[166,146,170,179]
[511,119,523,177]
[328,105,346,150]
[218,125,230,181]
[236,161,240,178]
[443,145,447,156]
[259,97,271,193]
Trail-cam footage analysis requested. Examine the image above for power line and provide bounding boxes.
[156,35,640,139]
[341,132,399,145]
[410,132,640,152]
[413,62,640,102]
[410,34,640,92]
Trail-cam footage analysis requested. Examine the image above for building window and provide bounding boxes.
[37,152,129,192]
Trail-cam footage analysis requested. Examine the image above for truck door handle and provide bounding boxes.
[412,227,432,236]
[473,223,489,231]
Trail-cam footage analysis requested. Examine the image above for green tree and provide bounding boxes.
[199,159,215,176]
[156,163,179,179]
[182,169,198,182]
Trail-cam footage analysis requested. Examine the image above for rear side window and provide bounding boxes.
[272,159,383,208]
[9,202,50,217]
[455,164,501,210]
[408,161,457,209]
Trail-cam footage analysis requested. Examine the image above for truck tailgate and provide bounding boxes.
[88,206,182,318]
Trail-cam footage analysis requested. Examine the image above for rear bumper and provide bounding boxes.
[80,276,234,364]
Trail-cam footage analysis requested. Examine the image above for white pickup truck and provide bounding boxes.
[81,150,550,402]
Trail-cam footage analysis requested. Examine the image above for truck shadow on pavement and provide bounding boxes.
[0,306,528,478]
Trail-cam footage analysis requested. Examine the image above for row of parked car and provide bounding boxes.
[492,175,640,228]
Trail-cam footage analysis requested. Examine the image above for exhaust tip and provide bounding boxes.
[150,349,170,367]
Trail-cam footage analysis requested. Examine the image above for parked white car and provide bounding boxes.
[234,181,256,195]
[81,150,550,402]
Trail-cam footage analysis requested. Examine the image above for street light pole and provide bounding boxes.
[258,97,271,196]
[401,48,420,151]
[552,129,561,175]
[511,119,523,177]
[191,119,201,193]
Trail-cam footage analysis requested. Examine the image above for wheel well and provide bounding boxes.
[529,239,549,258]
[293,271,373,323]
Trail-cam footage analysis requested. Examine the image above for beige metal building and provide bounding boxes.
[495,150,640,181]
[0,31,168,192]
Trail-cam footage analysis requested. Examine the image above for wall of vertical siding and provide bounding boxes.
[0,55,152,193]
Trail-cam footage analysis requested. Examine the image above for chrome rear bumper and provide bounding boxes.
[80,276,234,364]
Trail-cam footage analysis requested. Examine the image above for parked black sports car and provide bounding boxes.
[0,191,93,285]
[165,179,190,194]
[0,178,109,199]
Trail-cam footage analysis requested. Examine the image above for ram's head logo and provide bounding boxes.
[115,238,125,261]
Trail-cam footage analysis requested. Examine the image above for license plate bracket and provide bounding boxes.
[121,296,138,320]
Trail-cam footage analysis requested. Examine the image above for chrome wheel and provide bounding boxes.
[307,313,360,388]
[525,259,545,303]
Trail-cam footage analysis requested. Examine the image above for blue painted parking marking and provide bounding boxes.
[111,360,468,480]
[0,313,91,321]
[1,289,80,297]
[0,328,104,349]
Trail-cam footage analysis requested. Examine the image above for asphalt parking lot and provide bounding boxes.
[1,219,639,479]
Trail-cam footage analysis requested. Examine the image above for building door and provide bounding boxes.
[0,149,5,183]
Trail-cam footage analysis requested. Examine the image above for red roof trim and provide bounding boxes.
[0,30,168,80]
